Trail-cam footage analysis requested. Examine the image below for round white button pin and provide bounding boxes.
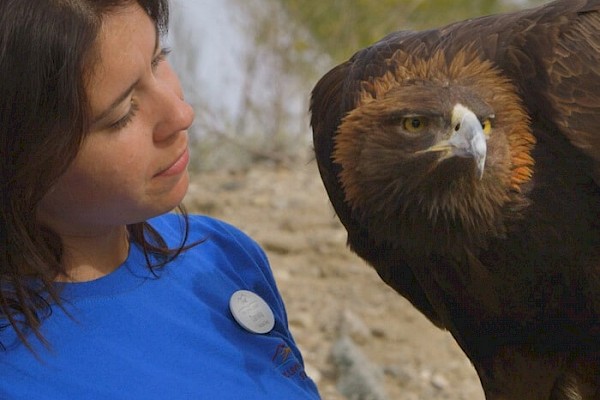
[229,290,275,334]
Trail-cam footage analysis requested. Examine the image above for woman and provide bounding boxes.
[0,1,320,399]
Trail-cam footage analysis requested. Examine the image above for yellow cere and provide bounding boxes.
[482,118,492,136]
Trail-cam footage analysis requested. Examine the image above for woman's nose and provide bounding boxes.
[152,63,195,142]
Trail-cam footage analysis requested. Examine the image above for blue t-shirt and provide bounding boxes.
[0,214,320,399]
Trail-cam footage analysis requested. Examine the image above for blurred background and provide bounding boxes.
[168,2,550,399]
[168,0,547,171]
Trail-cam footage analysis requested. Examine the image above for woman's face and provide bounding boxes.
[38,3,195,236]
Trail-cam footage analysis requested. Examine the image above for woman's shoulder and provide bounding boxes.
[148,213,280,313]
[149,213,265,261]
[149,213,252,242]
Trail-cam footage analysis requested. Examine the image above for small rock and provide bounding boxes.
[261,233,308,254]
[383,364,415,386]
[371,327,387,339]
[272,268,291,283]
[331,336,389,400]
[289,311,315,330]
[431,373,449,391]
[338,310,372,345]
[220,180,245,191]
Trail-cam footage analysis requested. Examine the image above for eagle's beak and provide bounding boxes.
[420,105,487,179]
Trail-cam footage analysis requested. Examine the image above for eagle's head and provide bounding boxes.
[333,48,536,250]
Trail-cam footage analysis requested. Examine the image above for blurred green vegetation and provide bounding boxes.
[278,0,546,62]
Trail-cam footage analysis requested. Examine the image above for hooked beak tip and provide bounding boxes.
[476,158,485,180]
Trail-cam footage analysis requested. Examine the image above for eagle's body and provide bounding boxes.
[310,0,600,398]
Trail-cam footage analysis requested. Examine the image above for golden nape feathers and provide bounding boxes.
[310,0,600,399]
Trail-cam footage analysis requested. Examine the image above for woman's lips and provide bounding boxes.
[155,148,189,177]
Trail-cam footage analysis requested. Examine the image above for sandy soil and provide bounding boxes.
[184,159,486,400]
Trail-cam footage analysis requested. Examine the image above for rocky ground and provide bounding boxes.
[184,159,485,400]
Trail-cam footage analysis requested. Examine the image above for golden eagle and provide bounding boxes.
[310,0,600,398]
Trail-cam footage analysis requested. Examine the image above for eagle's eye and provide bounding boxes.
[402,117,428,133]
[481,118,492,136]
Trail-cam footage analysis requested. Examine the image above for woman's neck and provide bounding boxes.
[55,226,130,282]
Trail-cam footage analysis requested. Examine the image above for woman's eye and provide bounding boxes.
[108,101,139,131]
[402,117,428,133]
[151,47,171,70]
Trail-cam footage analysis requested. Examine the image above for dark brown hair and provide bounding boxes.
[0,0,187,350]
